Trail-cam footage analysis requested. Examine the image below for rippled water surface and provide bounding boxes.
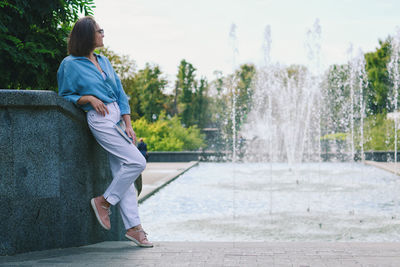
[139,162,400,241]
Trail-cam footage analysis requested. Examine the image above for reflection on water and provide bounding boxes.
[139,162,400,241]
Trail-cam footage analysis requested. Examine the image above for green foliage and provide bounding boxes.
[98,47,141,120]
[364,39,392,114]
[362,113,400,151]
[234,64,256,123]
[98,47,136,80]
[175,59,197,126]
[99,49,208,151]
[173,59,211,128]
[134,64,168,122]
[321,64,351,134]
[192,77,209,129]
[99,48,169,122]
[321,132,347,141]
[320,114,400,152]
[132,112,205,151]
[223,64,256,143]
[99,48,213,138]
[0,0,95,90]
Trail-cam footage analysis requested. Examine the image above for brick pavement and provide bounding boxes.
[2,161,400,266]
[1,241,400,266]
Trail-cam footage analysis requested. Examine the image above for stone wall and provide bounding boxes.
[364,151,400,162]
[148,151,227,162]
[0,90,125,256]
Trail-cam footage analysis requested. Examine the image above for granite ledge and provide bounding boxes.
[0,89,85,123]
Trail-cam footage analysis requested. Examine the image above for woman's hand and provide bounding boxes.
[125,125,136,144]
[77,95,109,116]
[122,114,136,143]
[90,97,109,116]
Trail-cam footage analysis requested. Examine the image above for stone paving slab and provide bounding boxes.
[138,161,199,203]
[3,162,400,266]
[1,241,400,266]
[365,161,400,176]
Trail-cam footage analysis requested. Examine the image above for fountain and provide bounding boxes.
[228,23,239,163]
[388,28,400,162]
[240,19,371,164]
[138,21,400,242]
[241,20,323,164]
[345,46,368,162]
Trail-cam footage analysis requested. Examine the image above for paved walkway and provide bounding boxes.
[2,161,400,266]
[1,241,400,266]
[365,160,400,176]
[138,161,199,203]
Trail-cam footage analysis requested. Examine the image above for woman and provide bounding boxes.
[57,16,152,247]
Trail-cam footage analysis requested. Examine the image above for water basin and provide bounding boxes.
[140,162,400,241]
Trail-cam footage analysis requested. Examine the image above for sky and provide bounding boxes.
[93,0,400,84]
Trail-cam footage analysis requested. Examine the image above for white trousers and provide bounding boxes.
[87,102,146,229]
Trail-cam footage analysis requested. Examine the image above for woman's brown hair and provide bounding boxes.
[68,16,97,56]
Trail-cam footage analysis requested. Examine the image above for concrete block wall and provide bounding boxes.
[0,90,125,256]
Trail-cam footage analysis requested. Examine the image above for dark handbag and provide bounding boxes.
[134,174,143,196]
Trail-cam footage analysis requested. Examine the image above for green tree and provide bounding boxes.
[98,47,136,80]
[192,77,210,129]
[206,65,256,151]
[99,48,170,122]
[234,64,256,124]
[176,59,197,126]
[223,64,256,143]
[0,0,95,90]
[365,38,392,114]
[205,71,229,150]
[208,71,227,128]
[321,64,351,134]
[134,64,168,122]
[361,113,399,151]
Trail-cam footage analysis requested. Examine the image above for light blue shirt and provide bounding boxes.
[57,53,130,115]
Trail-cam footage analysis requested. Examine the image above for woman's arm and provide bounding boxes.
[122,114,136,143]
[112,68,131,115]
[57,60,82,104]
[78,95,109,116]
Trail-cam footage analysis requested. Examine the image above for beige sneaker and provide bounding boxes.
[90,197,111,230]
[125,229,153,247]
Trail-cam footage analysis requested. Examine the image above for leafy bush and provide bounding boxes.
[132,112,205,151]
[362,113,400,151]
[322,113,400,152]
[321,132,347,141]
